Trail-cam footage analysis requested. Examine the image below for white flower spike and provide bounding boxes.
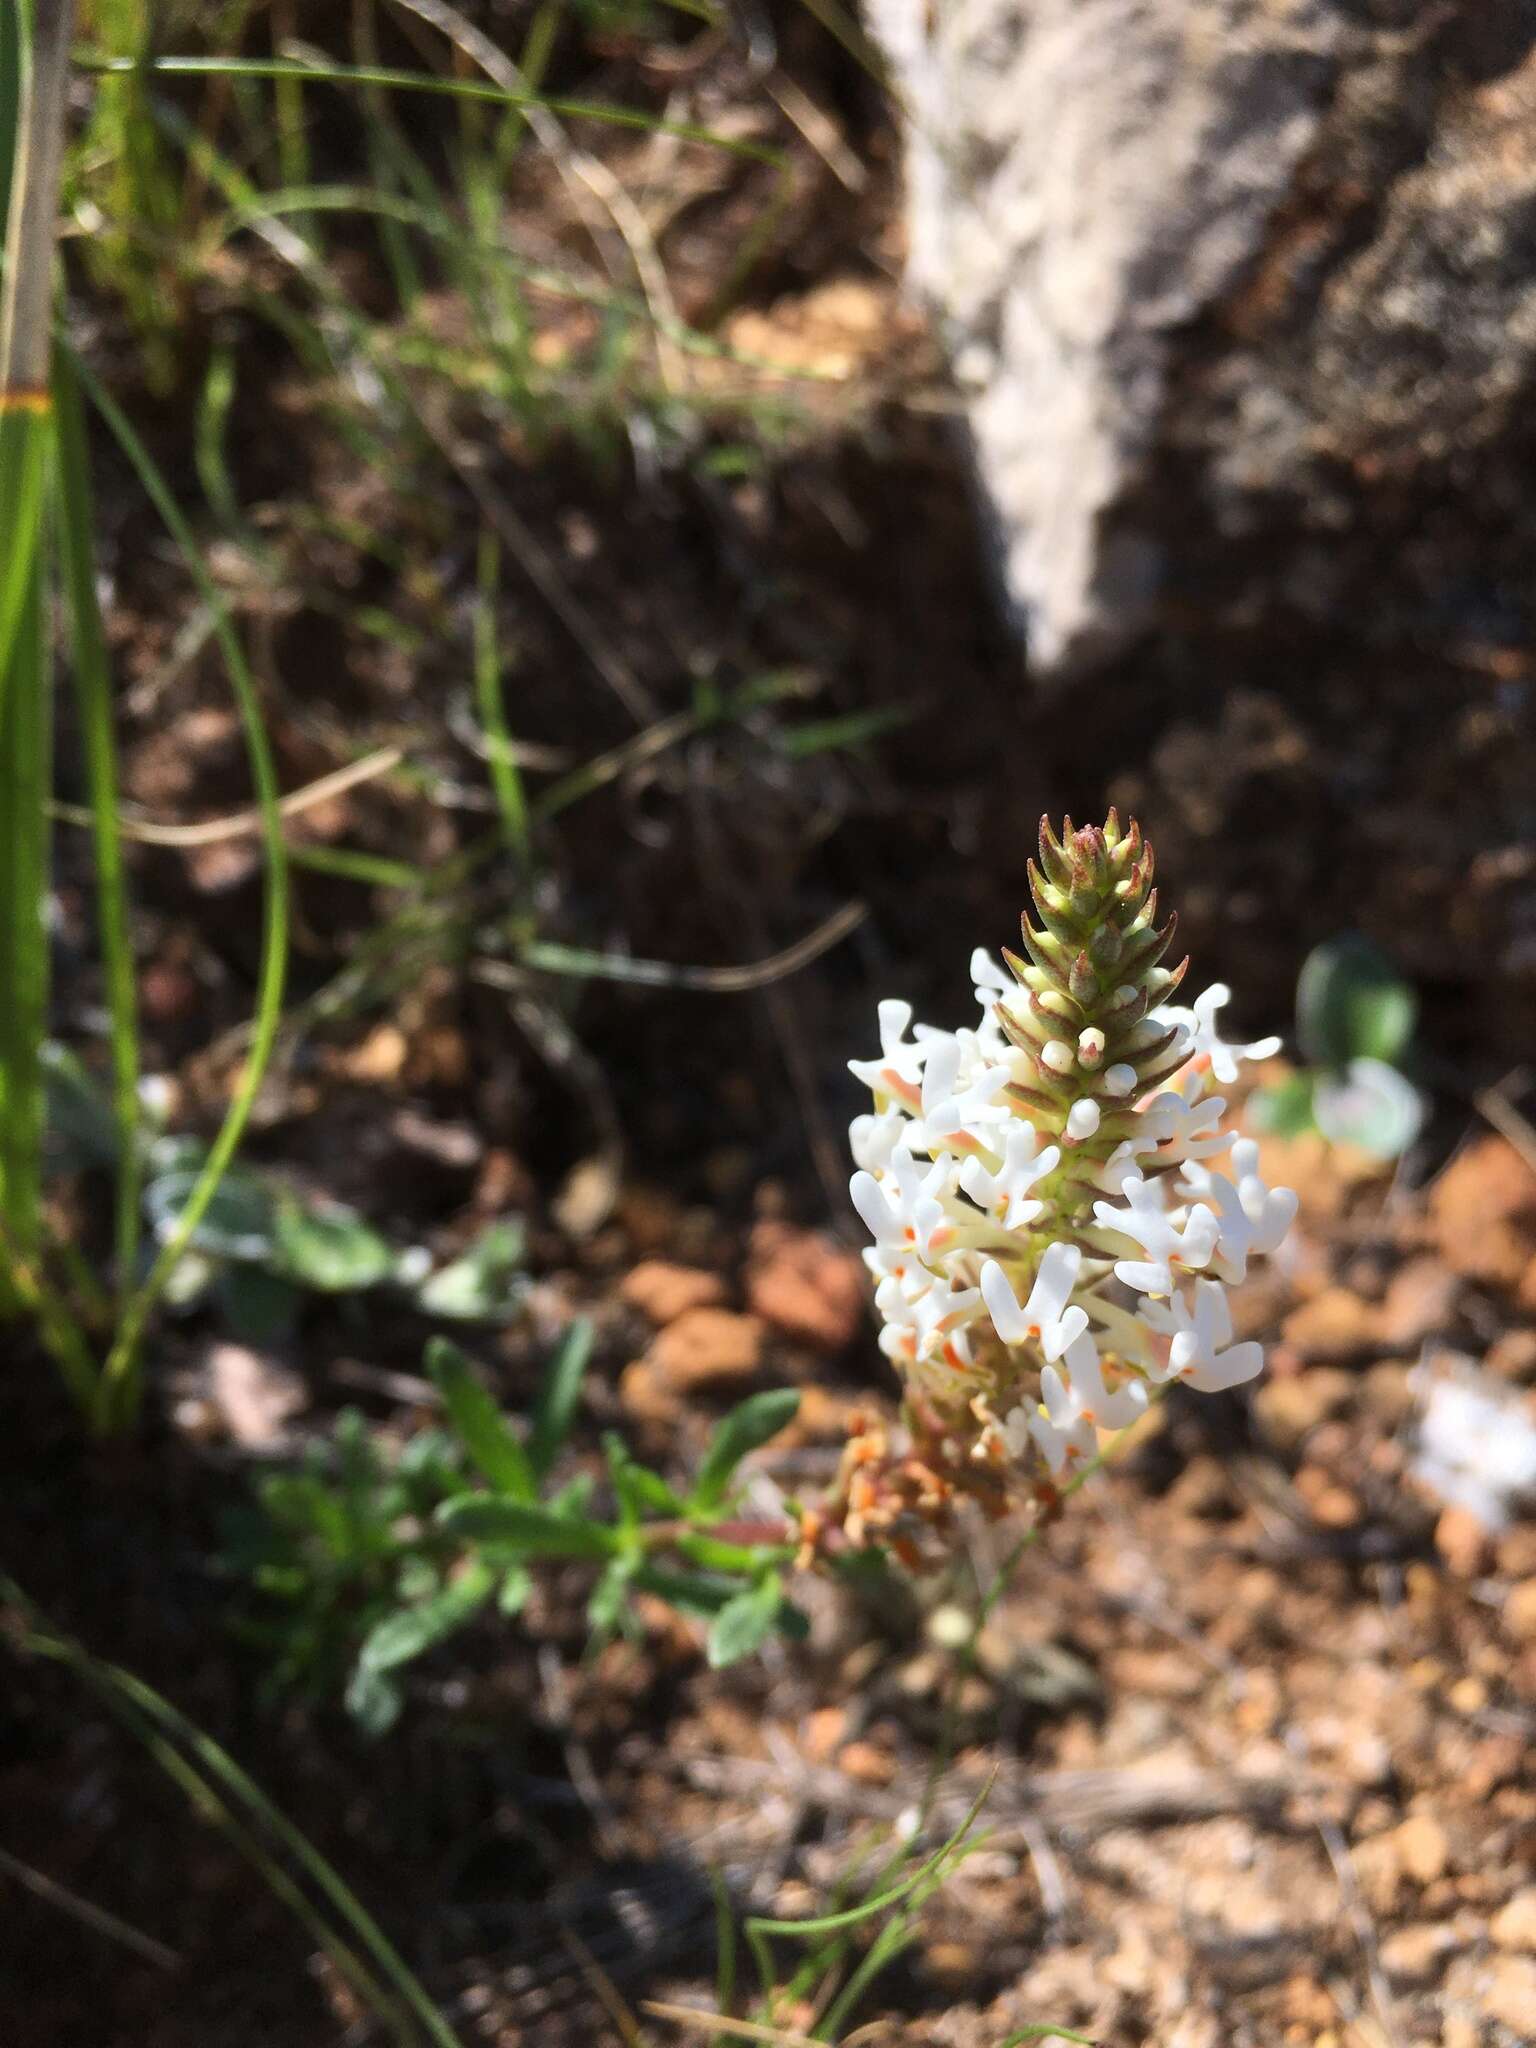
[838,811,1296,1542]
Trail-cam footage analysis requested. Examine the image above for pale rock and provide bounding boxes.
[1483,1954,1536,2034]
[1378,1922,1458,1988]
[1491,1887,1536,1953]
[619,1260,728,1324]
[1392,1812,1451,1886]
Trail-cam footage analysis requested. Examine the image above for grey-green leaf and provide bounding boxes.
[427,1337,535,1499]
[1312,1057,1426,1160]
[416,1217,527,1320]
[345,1662,404,1735]
[145,1163,275,1260]
[691,1389,800,1512]
[274,1196,396,1291]
[1296,935,1417,1069]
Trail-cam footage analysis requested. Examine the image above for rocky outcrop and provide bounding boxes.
[866,0,1536,674]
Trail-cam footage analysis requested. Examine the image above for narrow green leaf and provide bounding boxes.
[528,1318,593,1479]
[690,1388,800,1512]
[473,529,531,869]
[586,1554,640,1637]
[498,1565,532,1615]
[436,1494,620,1559]
[426,1337,535,1500]
[356,1560,495,1675]
[604,1435,686,1523]
[705,1572,781,1669]
[629,1564,741,1618]
[778,703,913,757]
[675,1530,792,1574]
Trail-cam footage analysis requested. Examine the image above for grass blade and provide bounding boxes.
[3,1576,463,2047]
[53,350,141,1296]
[71,51,784,164]
[473,529,531,871]
[70,353,290,1433]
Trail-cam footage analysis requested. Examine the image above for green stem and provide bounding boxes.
[70,352,289,1434]
[53,353,141,1298]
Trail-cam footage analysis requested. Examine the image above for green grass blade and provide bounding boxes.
[52,351,140,1297]
[70,352,289,1433]
[3,1577,463,2048]
[0,458,49,1302]
[71,51,784,164]
[472,530,531,871]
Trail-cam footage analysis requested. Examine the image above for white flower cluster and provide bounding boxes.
[849,959,1296,1489]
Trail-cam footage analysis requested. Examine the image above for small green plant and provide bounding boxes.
[1250,932,1424,1160]
[229,1327,806,1731]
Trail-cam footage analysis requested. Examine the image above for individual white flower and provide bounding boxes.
[1142,1279,1263,1392]
[1181,1139,1298,1284]
[1026,1373,1097,1474]
[849,1106,909,1174]
[850,1144,958,1260]
[851,1169,949,1261]
[848,998,931,1105]
[971,948,1011,1005]
[967,950,1014,1056]
[958,1124,1061,1230]
[1133,1082,1232,1161]
[1082,1294,1161,1373]
[1021,1334,1146,1473]
[1091,1174,1219,1297]
[1155,983,1280,1086]
[918,1032,1011,1142]
[908,1274,982,1358]
[1055,1330,1149,1429]
[980,1243,1088,1362]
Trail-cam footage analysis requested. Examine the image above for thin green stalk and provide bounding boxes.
[472,529,530,870]
[53,351,140,1297]
[71,352,289,1434]
[917,1388,1171,1834]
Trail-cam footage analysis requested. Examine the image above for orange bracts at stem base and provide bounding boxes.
[0,387,52,414]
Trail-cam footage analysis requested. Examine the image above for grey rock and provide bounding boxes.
[866,0,1536,673]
